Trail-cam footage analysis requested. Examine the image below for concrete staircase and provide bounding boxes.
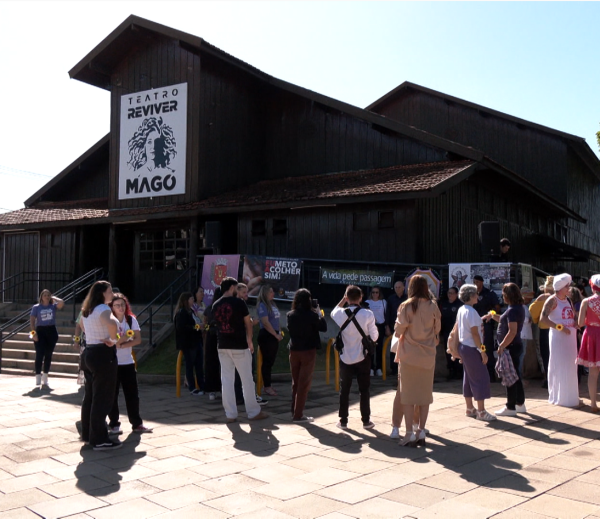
[0,303,174,379]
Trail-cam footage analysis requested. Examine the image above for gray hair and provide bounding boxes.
[459,284,478,303]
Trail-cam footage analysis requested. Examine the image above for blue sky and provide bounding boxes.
[1,1,599,211]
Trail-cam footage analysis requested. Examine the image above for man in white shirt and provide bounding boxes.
[331,285,379,430]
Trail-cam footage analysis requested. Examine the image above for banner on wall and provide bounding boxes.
[406,268,441,298]
[449,263,511,300]
[201,255,240,306]
[242,255,302,300]
[118,82,188,200]
[319,268,394,288]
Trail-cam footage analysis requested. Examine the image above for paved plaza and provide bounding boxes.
[1,373,600,519]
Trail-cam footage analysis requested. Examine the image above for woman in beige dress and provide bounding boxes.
[394,275,441,447]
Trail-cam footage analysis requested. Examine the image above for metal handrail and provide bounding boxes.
[136,268,192,348]
[0,268,105,345]
[1,272,73,303]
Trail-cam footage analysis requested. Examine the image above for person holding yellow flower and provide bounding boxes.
[454,284,496,422]
[108,293,152,434]
[483,283,526,416]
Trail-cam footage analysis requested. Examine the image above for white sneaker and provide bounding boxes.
[209,392,216,401]
[495,406,517,417]
[390,426,400,439]
[515,404,527,413]
[370,370,374,377]
[412,424,429,434]
[376,369,383,376]
[108,426,122,435]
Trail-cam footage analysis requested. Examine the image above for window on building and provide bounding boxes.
[139,229,189,271]
[273,219,287,236]
[353,212,369,231]
[378,211,394,229]
[252,219,266,236]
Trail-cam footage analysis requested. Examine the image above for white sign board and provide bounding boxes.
[118,83,187,200]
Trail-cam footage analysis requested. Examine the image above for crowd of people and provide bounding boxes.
[27,266,600,451]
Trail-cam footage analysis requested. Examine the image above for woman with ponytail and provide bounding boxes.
[577,275,600,412]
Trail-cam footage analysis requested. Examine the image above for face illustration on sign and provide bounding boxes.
[127,117,177,173]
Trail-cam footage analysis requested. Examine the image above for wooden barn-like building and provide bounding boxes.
[1,15,599,303]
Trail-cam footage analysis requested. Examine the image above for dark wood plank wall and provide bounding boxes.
[264,91,447,180]
[567,149,600,260]
[109,36,202,210]
[378,91,569,204]
[39,230,77,291]
[44,158,109,202]
[417,174,598,278]
[2,232,40,301]
[197,56,266,199]
[237,201,417,263]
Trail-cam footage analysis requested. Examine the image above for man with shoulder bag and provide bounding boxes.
[331,285,379,430]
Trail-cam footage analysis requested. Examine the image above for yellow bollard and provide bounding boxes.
[334,349,340,392]
[176,350,183,398]
[382,336,392,381]
[326,338,334,385]
[256,347,263,396]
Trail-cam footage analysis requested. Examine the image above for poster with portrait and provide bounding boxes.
[118,83,188,200]
[448,263,511,300]
[200,255,240,306]
[242,255,302,300]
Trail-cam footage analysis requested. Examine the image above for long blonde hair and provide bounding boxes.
[38,289,52,305]
[256,284,274,313]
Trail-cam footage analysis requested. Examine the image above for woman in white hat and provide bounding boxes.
[540,273,580,407]
[577,275,600,412]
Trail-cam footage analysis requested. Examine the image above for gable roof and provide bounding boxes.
[366,81,600,180]
[67,16,485,166]
[25,134,109,208]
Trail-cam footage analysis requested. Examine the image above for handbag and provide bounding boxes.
[446,322,461,361]
[333,308,361,354]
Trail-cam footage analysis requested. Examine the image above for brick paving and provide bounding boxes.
[0,373,600,518]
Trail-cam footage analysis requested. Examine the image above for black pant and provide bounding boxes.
[483,322,497,382]
[372,323,386,372]
[34,326,58,374]
[505,343,525,410]
[204,333,221,393]
[339,355,371,425]
[258,329,279,388]
[108,363,142,429]
[442,334,463,379]
[539,328,550,377]
[182,341,204,392]
[81,345,118,446]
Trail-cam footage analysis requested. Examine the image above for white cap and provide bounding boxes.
[590,274,600,290]
[553,273,572,291]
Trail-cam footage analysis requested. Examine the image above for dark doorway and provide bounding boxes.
[115,227,135,297]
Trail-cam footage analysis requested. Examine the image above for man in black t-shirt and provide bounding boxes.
[212,277,268,422]
[439,287,463,380]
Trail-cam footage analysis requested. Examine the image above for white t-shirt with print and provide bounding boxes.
[116,315,141,365]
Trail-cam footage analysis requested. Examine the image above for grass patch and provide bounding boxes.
[137,327,331,376]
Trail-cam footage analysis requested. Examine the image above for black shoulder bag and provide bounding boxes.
[333,307,361,354]
[350,312,378,357]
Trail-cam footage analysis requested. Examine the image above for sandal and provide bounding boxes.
[399,432,417,447]
[465,408,477,418]
[264,387,277,396]
[591,406,599,413]
[476,410,497,422]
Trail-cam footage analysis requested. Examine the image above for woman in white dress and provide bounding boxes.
[541,273,580,407]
